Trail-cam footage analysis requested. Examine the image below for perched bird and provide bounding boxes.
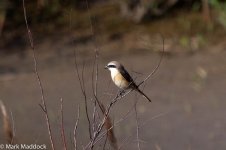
[105,61,151,102]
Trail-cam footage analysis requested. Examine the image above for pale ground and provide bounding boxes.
[0,35,226,150]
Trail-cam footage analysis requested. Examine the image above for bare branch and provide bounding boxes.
[83,1,118,149]
[134,102,141,150]
[86,89,133,149]
[118,112,169,149]
[91,51,99,134]
[93,101,136,148]
[118,134,134,150]
[86,0,102,145]
[39,104,46,113]
[10,111,16,144]
[81,61,86,95]
[60,98,67,150]
[140,111,170,127]
[138,34,165,87]
[22,1,55,149]
[73,51,92,140]
[74,105,80,150]
[91,99,97,136]
[73,51,84,93]
[85,0,96,43]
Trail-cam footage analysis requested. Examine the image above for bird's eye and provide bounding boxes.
[108,65,116,68]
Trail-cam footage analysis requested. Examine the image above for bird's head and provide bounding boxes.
[105,61,122,71]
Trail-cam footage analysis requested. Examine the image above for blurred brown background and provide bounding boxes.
[0,0,226,149]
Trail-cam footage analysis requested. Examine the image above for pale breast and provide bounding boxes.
[111,69,129,89]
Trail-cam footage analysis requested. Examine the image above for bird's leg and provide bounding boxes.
[118,90,125,97]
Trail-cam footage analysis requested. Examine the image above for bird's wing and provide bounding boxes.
[120,66,134,84]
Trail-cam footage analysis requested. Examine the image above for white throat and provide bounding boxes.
[109,68,120,79]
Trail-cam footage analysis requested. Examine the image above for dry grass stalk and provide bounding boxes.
[0,100,13,143]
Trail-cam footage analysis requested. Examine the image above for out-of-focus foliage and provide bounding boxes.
[0,0,226,50]
[120,0,193,22]
[1,0,103,31]
[0,0,7,35]
[209,0,226,29]
[1,0,226,32]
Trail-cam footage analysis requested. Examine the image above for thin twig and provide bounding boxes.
[92,100,138,148]
[85,0,119,148]
[96,94,168,149]
[83,1,116,149]
[73,51,92,140]
[92,98,97,135]
[10,111,15,144]
[140,111,170,127]
[138,34,164,87]
[103,131,108,150]
[22,1,55,149]
[91,51,99,134]
[68,9,80,150]
[118,134,134,150]
[82,61,92,139]
[85,0,96,45]
[119,111,169,149]
[134,101,141,150]
[91,61,97,132]
[74,105,80,150]
[69,4,92,139]
[86,0,101,144]
[81,61,86,94]
[97,101,118,149]
[60,98,67,150]
[86,89,133,149]
[85,0,99,101]
[73,51,84,92]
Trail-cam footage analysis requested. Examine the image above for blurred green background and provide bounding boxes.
[0,0,226,52]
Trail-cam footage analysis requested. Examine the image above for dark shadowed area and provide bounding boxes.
[0,0,226,150]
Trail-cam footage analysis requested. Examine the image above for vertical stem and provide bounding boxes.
[60,98,67,150]
[74,106,80,150]
[22,1,55,149]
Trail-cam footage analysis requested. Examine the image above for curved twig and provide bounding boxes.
[138,34,165,87]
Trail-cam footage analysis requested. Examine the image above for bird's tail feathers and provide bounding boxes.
[136,88,152,102]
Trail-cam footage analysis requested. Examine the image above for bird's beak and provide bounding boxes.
[104,66,108,69]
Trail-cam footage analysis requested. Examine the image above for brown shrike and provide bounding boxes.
[105,61,151,102]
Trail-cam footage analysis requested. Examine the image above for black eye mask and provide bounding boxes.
[108,65,116,68]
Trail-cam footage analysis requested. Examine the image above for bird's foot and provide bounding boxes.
[119,90,125,97]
